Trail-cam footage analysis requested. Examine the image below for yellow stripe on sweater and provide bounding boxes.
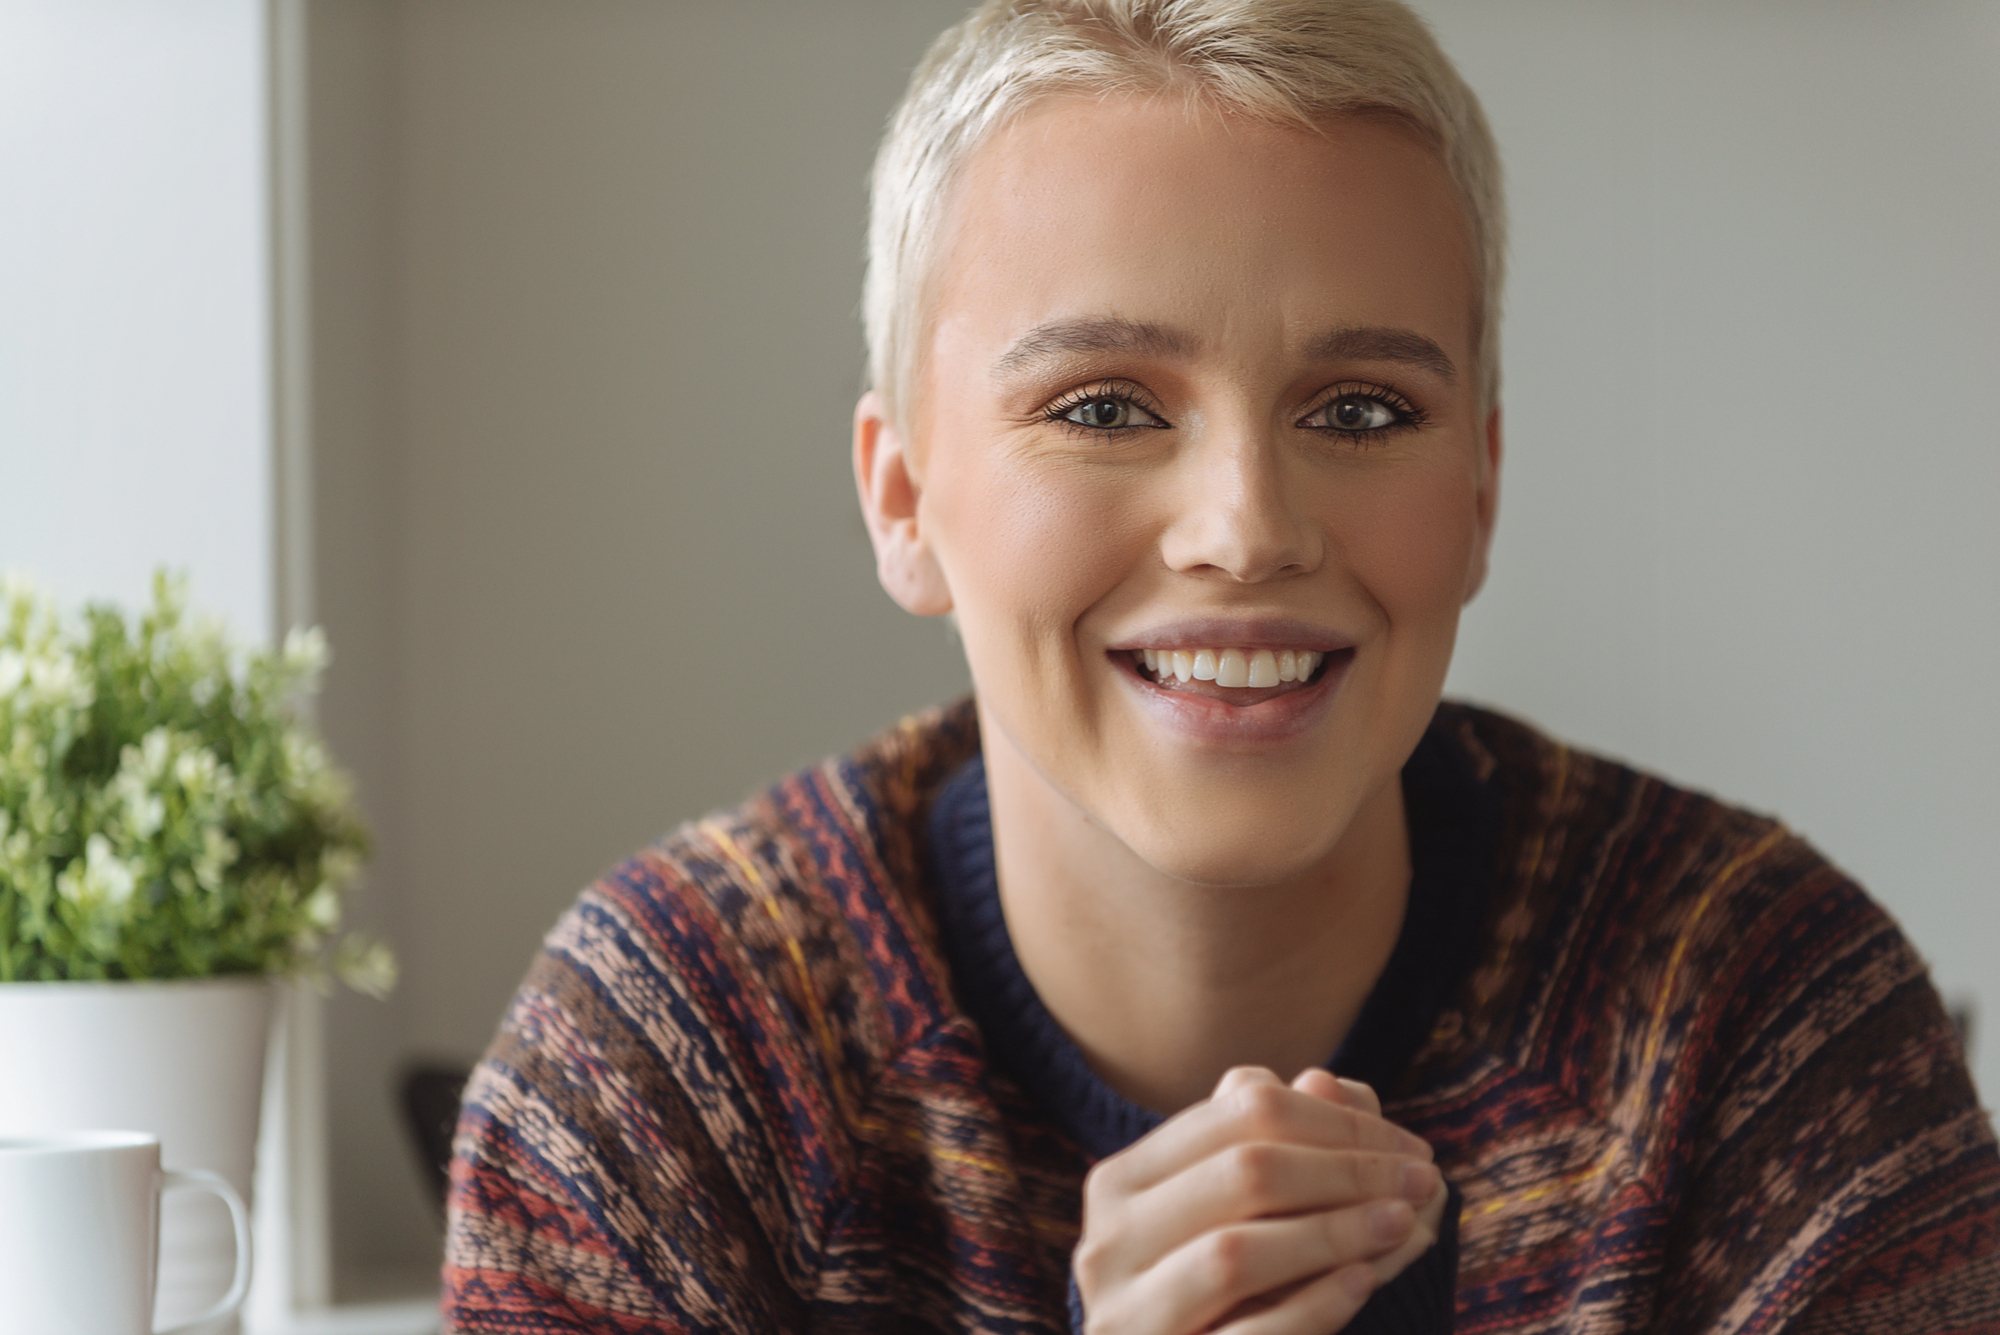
[700,819,857,1121]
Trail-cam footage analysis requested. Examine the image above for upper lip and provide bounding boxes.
[1107,617,1356,654]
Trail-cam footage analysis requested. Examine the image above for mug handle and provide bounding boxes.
[155,1168,254,1335]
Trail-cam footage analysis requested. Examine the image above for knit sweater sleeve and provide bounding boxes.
[1666,861,1999,1332]
[441,861,830,1334]
[1616,831,1999,1333]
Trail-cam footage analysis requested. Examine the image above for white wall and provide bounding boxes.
[0,0,272,642]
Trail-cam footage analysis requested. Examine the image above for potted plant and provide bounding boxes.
[0,570,387,1330]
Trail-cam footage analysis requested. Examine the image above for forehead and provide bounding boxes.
[927,95,1478,378]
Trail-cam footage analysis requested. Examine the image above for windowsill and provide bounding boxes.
[249,1295,439,1335]
[251,1264,440,1335]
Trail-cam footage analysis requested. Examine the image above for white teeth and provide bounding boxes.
[1136,645,1330,688]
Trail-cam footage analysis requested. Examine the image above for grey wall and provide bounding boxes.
[1434,0,2000,1100]
[308,0,971,1285]
[306,0,2000,1285]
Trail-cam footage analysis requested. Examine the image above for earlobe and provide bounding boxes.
[853,391,953,617]
[1463,404,1503,603]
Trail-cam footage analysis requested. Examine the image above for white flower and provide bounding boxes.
[57,833,138,909]
[171,742,228,800]
[282,625,329,678]
[90,835,137,906]
[194,825,238,893]
[319,846,361,892]
[173,747,208,788]
[282,731,328,780]
[138,727,172,779]
[333,936,397,1000]
[108,764,166,840]
[303,884,340,929]
[8,648,91,715]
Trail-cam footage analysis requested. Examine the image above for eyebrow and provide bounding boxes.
[991,316,1457,383]
[991,317,1197,379]
[1309,325,1457,382]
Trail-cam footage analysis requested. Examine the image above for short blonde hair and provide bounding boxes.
[864,0,1506,422]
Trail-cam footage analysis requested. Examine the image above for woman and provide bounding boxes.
[442,2,1999,1331]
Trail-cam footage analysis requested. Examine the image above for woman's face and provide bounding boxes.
[859,95,1499,887]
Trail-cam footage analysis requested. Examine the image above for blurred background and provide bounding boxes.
[4,0,1996,1318]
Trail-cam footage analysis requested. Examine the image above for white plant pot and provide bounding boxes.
[0,976,274,1335]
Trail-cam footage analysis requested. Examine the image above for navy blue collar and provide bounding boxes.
[927,711,1500,1161]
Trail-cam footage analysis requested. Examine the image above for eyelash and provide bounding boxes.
[1039,380,1428,442]
[1042,381,1170,437]
[1297,383,1428,441]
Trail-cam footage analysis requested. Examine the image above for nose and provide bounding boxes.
[1157,424,1320,582]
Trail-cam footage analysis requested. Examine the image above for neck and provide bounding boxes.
[980,716,1412,1115]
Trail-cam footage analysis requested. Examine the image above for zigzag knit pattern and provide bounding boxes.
[443,700,2000,1332]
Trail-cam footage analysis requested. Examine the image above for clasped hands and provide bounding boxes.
[1074,1067,1448,1335]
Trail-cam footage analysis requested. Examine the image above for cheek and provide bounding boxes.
[1331,459,1483,625]
[929,456,1142,651]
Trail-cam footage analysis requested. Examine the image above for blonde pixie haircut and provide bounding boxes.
[865,0,1506,425]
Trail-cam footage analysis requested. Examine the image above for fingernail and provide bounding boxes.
[1336,1077,1373,1100]
[1368,1199,1413,1244]
[1339,1263,1375,1301]
[1401,1161,1439,1202]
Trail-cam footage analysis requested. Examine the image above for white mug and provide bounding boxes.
[0,1130,252,1335]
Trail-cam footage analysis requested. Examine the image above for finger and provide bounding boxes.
[1369,1176,1449,1287]
[1093,1071,1429,1200]
[1415,1174,1449,1233]
[1291,1066,1344,1100]
[1335,1077,1382,1119]
[1369,1221,1436,1290]
[1212,1263,1376,1335]
[1115,1143,1440,1269]
[1290,1068,1386,1122]
[1202,1069,1418,1158]
[1217,1065,1288,1097]
[1120,1198,1417,1333]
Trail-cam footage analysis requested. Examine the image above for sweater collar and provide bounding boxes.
[927,708,1500,1161]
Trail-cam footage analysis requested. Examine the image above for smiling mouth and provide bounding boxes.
[1122,645,1345,704]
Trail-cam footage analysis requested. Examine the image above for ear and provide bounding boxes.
[854,390,953,617]
[1463,404,1503,603]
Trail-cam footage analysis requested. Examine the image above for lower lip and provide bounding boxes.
[1112,650,1352,748]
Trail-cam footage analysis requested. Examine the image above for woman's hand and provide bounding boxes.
[1073,1067,1445,1335]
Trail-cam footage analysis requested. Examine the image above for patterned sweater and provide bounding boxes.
[444,700,2000,1332]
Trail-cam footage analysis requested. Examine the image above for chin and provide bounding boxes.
[1115,800,1356,890]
